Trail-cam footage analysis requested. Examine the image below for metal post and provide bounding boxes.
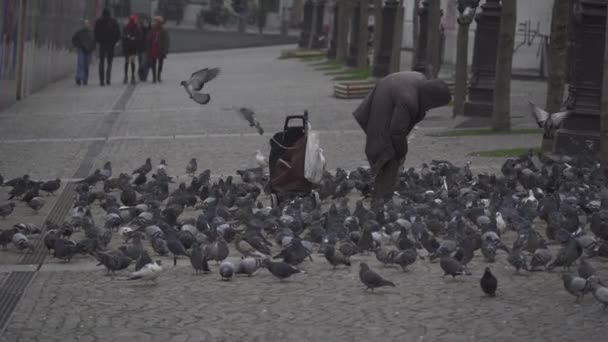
[347,0,362,67]
[371,0,398,78]
[298,0,314,48]
[327,2,339,58]
[462,0,501,117]
[312,0,326,48]
[412,0,429,74]
[554,0,605,157]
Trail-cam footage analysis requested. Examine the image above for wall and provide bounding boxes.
[0,0,88,111]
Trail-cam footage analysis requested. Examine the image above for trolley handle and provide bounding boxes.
[283,110,309,132]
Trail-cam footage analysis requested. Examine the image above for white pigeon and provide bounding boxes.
[528,101,569,137]
[495,212,507,234]
[523,189,538,206]
[128,260,163,283]
[180,67,220,105]
[255,150,268,168]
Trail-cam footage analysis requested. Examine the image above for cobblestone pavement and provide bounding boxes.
[0,45,594,342]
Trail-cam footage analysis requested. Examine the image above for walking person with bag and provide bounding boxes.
[149,16,170,83]
[72,19,95,86]
[122,15,142,84]
[94,8,120,86]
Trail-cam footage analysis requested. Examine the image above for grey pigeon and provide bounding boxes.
[263,259,303,281]
[28,197,45,212]
[529,247,552,271]
[180,67,220,104]
[0,202,16,219]
[190,243,210,273]
[528,101,569,138]
[132,158,152,175]
[151,237,169,256]
[235,257,260,276]
[219,260,235,281]
[587,277,608,310]
[204,238,230,263]
[100,161,112,179]
[135,250,153,271]
[577,257,596,280]
[40,179,61,195]
[507,248,528,273]
[53,238,76,262]
[12,233,34,252]
[272,238,312,265]
[186,158,198,176]
[548,238,582,271]
[374,246,398,267]
[234,107,264,135]
[561,274,588,302]
[440,256,471,278]
[323,244,351,269]
[167,234,190,266]
[393,249,417,272]
[359,262,395,291]
[480,267,498,297]
[0,228,17,248]
[95,251,132,274]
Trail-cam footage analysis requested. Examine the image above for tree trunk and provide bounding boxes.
[543,0,570,151]
[426,0,441,78]
[372,0,383,71]
[308,1,319,49]
[453,23,469,117]
[412,0,420,70]
[390,0,404,73]
[491,0,517,131]
[545,0,570,114]
[601,2,608,173]
[357,0,370,68]
[336,0,350,61]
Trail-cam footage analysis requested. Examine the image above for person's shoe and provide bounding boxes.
[152,78,157,83]
[123,76,128,84]
[83,80,87,85]
[76,80,81,86]
[158,76,162,83]
[131,76,136,85]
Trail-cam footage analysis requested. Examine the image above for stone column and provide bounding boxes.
[298,0,314,48]
[327,1,339,58]
[347,0,362,67]
[463,0,501,118]
[554,0,605,157]
[371,0,398,78]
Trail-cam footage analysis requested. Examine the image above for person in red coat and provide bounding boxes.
[148,16,170,83]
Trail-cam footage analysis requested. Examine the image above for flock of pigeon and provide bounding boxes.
[1,149,608,308]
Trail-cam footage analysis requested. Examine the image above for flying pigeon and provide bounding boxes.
[528,101,569,138]
[180,67,220,105]
[235,107,264,135]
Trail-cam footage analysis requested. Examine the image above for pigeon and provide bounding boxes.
[480,267,498,297]
[234,107,264,135]
[235,234,268,258]
[219,260,235,281]
[190,243,211,273]
[255,150,268,168]
[528,101,569,138]
[547,238,582,271]
[374,246,398,267]
[12,233,34,252]
[40,179,61,195]
[577,257,596,280]
[359,262,395,291]
[53,238,77,262]
[95,252,132,274]
[440,256,471,278]
[0,202,16,219]
[263,259,303,281]
[393,249,417,272]
[132,158,152,175]
[135,250,153,271]
[235,257,261,276]
[180,67,220,104]
[100,161,112,179]
[529,247,552,271]
[587,277,608,310]
[128,260,163,283]
[323,244,351,269]
[27,197,44,212]
[186,158,197,176]
[507,248,528,273]
[561,273,588,302]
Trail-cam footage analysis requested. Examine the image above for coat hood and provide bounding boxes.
[418,79,451,113]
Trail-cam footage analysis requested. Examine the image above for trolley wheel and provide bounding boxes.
[270,194,279,208]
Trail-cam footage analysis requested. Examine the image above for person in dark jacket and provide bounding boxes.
[352,71,451,204]
[148,16,170,83]
[122,15,143,84]
[137,17,151,81]
[94,8,121,86]
[72,19,95,86]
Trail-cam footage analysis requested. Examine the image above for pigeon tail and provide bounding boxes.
[381,280,395,287]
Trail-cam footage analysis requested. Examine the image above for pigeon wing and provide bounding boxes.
[549,111,569,127]
[528,101,549,127]
[190,68,220,91]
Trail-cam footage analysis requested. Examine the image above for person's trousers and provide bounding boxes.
[98,45,114,85]
[124,54,136,81]
[372,157,404,207]
[150,57,164,82]
[76,49,92,84]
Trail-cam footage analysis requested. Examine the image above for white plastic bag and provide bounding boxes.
[304,123,326,184]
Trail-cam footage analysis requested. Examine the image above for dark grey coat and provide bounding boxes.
[353,71,451,174]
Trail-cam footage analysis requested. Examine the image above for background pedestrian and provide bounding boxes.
[71,19,95,86]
